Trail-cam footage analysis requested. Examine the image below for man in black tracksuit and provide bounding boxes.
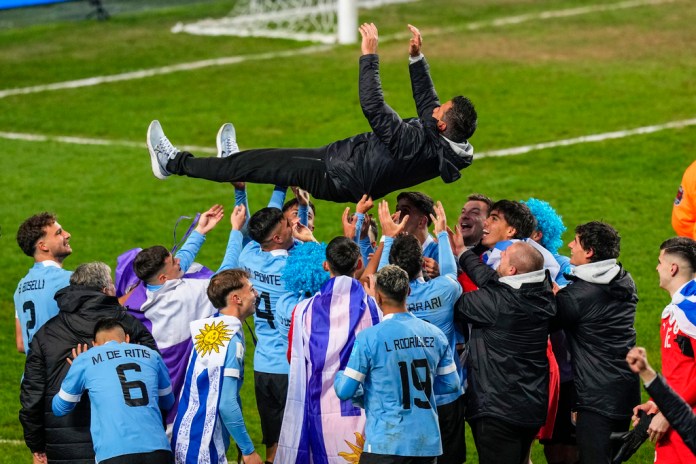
[455,241,556,464]
[554,221,641,464]
[147,23,476,203]
[20,262,157,464]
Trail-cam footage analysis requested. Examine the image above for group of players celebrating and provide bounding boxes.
[13,20,696,464]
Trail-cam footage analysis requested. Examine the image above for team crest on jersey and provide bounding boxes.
[339,432,365,463]
[675,185,684,205]
[194,320,233,356]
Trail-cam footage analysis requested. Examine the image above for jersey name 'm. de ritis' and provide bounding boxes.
[91,348,152,365]
[385,335,435,352]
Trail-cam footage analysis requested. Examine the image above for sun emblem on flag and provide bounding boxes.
[339,432,365,463]
[194,321,232,356]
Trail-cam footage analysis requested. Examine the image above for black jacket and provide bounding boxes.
[455,250,556,428]
[553,261,641,420]
[646,375,696,454]
[324,54,473,202]
[19,285,157,463]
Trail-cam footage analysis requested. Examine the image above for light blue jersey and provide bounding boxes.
[53,342,173,463]
[239,241,294,374]
[275,292,303,342]
[14,261,71,353]
[335,312,459,457]
[422,234,439,262]
[380,232,464,404]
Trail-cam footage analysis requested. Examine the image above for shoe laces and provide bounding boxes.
[156,135,177,159]
[225,134,239,157]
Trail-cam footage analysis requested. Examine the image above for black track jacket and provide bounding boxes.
[455,250,556,428]
[324,54,474,202]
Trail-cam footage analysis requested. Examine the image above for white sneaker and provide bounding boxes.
[147,120,178,180]
[216,123,239,158]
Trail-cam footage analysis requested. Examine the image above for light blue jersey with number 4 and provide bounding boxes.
[335,312,459,457]
[52,341,174,463]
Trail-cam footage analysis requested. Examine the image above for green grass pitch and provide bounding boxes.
[0,0,695,461]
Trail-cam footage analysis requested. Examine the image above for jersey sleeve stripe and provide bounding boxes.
[58,388,82,403]
[158,386,172,396]
[437,363,457,375]
[224,368,241,378]
[344,367,366,382]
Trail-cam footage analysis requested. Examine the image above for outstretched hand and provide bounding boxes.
[356,194,374,214]
[230,204,246,231]
[293,221,317,243]
[408,24,422,57]
[66,343,90,365]
[291,186,310,206]
[195,204,224,234]
[359,23,378,55]
[429,201,447,235]
[378,200,408,238]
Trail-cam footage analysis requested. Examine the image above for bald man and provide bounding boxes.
[455,241,557,464]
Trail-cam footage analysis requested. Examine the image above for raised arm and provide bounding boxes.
[218,205,247,272]
[176,204,224,272]
[407,24,440,120]
[358,23,422,157]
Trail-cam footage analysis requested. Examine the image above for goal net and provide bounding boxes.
[172,0,416,44]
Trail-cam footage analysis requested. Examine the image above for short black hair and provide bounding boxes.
[442,96,477,142]
[325,236,360,276]
[375,265,410,304]
[207,269,250,309]
[282,198,316,215]
[248,207,285,244]
[388,235,422,281]
[133,246,170,282]
[93,318,126,340]
[491,200,537,239]
[660,237,696,272]
[466,193,493,215]
[397,191,435,226]
[576,221,620,262]
[16,212,57,257]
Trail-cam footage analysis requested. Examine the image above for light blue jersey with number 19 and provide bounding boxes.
[336,312,459,457]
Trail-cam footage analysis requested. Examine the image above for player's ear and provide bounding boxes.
[355,258,363,271]
[125,333,130,343]
[323,261,330,272]
[436,120,447,132]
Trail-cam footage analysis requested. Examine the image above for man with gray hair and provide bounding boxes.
[20,262,156,464]
[455,241,556,464]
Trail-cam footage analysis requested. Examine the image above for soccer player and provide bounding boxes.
[553,221,641,464]
[52,318,174,464]
[277,237,381,464]
[146,23,476,204]
[172,269,263,464]
[132,203,246,426]
[14,212,73,353]
[632,237,696,462]
[378,201,465,464]
[334,265,460,464]
[20,262,157,464]
[458,193,492,255]
[455,241,556,464]
[239,206,317,462]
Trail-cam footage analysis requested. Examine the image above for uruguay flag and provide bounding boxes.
[671,279,696,338]
[276,276,382,464]
[482,238,561,281]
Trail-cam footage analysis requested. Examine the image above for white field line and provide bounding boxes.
[475,118,696,159]
[0,131,216,155]
[0,0,679,99]
[0,438,23,446]
[2,118,694,160]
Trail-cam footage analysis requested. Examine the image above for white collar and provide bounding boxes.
[499,269,546,289]
[38,260,62,269]
[571,259,620,284]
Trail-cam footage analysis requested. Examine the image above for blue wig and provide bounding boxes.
[282,241,330,296]
[523,198,566,254]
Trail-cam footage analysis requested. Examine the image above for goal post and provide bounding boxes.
[172,0,416,45]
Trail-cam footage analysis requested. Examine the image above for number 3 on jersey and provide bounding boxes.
[255,291,274,329]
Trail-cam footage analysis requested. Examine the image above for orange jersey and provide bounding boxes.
[672,160,696,239]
